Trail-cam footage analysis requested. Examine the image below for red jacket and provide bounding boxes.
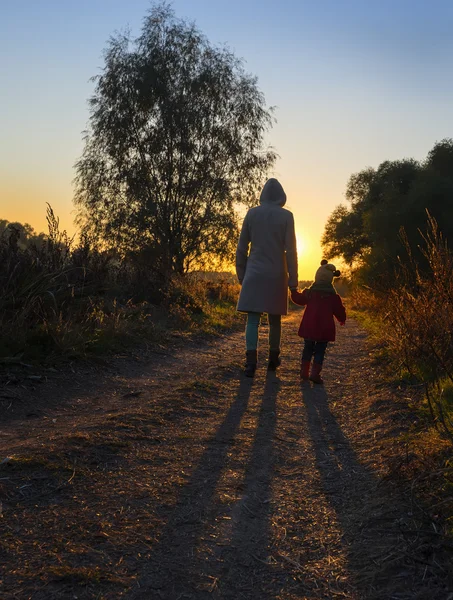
[291,289,346,342]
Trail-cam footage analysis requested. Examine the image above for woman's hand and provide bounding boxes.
[290,288,305,306]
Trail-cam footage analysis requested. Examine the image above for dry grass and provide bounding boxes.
[0,208,242,365]
[384,217,453,443]
[348,217,453,443]
[346,219,453,566]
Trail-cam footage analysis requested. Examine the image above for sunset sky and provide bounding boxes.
[2,0,453,279]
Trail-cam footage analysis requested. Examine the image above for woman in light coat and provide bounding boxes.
[236,178,298,376]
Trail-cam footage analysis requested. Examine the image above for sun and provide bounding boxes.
[295,233,305,255]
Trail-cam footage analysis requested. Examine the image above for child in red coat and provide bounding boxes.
[290,260,346,383]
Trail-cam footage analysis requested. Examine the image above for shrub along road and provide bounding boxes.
[0,313,451,599]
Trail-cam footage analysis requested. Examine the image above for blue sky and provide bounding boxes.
[1,0,453,276]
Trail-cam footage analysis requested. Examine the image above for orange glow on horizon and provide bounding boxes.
[1,181,325,281]
[0,177,76,238]
[295,228,320,282]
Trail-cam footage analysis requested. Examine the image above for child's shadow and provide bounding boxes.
[301,383,393,594]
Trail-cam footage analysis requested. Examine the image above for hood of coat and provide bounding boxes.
[259,178,287,207]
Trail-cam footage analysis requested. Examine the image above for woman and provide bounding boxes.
[236,178,298,376]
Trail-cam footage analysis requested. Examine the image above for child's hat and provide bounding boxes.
[315,259,341,284]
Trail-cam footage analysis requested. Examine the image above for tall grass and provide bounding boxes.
[386,215,453,442]
[351,215,453,443]
[0,205,241,363]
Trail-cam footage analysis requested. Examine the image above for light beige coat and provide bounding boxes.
[236,179,298,315]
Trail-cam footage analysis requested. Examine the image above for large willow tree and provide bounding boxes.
[74,3,276,275]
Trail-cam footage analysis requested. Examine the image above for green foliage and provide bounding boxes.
[74,2,276,276]
[322,139,453,285]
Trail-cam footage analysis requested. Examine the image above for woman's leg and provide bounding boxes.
[267,314,282,370]
[244,312,261,377]
[245,312,261,351]
[268,314,282,352]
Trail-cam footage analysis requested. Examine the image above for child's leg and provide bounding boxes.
[245,312,261,351]
[313,341,328,365]
[302,339,315,362]
[300,339,314,379]
[310,341,328,384]
[267,313,282,370]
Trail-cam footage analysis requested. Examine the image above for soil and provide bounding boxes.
[0,313,452,599]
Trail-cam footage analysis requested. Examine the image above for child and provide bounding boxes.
[290,260,346,384]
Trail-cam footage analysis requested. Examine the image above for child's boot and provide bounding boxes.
[244,350,257,377]
[309,362,324,384]
[267,349,281,371]
[300,360,310,380]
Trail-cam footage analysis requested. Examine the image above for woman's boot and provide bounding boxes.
[244,350,257,377]
[300,360,310,380]
[267,349,281,371]
[309,362,323,384]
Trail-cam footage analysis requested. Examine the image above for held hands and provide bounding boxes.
[290,288,302,304]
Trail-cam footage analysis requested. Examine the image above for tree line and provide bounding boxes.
[322,139,453,285]
[322,143,453,441]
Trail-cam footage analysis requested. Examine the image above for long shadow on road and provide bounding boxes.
[133,375,255,599]
[301,384,428,599]
[134,373,284,600]
[216,373,281,599]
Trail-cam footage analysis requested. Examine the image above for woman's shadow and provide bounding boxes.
[217,371,282,598]
[133,373,282,599]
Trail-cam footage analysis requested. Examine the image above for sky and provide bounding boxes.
[2,0,453,279]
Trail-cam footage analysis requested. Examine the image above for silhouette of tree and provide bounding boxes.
[323,139,453,284]
[0,219,46,250]
[75,2,276,275]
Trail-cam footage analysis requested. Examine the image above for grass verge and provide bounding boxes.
[350,295,453,540]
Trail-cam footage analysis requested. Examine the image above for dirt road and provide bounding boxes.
[0,313,450,599]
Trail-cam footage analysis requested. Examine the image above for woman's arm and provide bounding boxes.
[285,212,298,290]
[235,212,250,284]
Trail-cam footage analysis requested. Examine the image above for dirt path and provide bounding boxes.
[0,313,451,599]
